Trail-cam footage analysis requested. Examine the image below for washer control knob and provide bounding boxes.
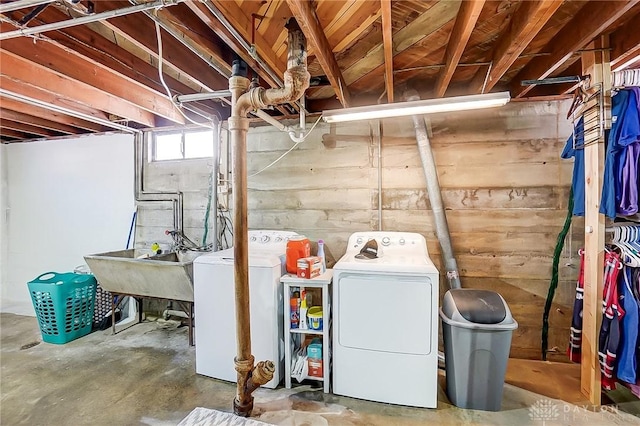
[250,236,257,242]
[399,238,405,245]
[356,237,363,245]
[382,236,391,246]
[261,235,270,243]
[275,237,282,242]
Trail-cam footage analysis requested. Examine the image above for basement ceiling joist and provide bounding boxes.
[0,0,638,142]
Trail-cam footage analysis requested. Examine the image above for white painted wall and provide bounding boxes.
[0,144,8,306]
[1,133,135,315]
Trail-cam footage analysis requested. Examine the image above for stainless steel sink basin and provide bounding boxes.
[84,249,206,302]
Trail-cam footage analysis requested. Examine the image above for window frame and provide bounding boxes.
[151,129,214,162]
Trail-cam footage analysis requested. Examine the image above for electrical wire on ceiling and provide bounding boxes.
[154,17,220,128]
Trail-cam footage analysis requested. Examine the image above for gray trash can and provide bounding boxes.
[440,288,518,411]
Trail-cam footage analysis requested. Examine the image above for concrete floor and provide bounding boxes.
[2,313,639,426]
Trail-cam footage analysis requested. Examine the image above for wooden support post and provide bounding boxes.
[580,36,611,406]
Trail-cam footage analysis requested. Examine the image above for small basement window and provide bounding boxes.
[152,129,214,161]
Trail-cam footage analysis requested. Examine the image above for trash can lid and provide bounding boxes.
[442,289,508,325]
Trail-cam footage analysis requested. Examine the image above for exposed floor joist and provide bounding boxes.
[0,50,152,126]
[286,0,352,107]
[0,119,62,138]
[0,109,77,134]
[434,0,485,98]
[0,97,104,132]
[312,0,460,100]
[0,128,33,140]
[184,1,279,88]
[137,4,232,79]
[320,1,381,54]
[24,7,197,99]
[208,0,287,81]
[468,0,563,94]
[611,9,640,71]
[1,34,185,125]
[99,8,229,93]
[511,0,638,98]
[381,0,394,103]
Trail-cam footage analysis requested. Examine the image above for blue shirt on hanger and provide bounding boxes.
[600,90,637,218]
[562,117,585,216]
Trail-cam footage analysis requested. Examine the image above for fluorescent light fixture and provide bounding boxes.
[322,91,510,123]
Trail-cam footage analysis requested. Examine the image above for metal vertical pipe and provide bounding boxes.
[228,73,252,414]
[211,120,220,251]
[229,19,309,417]
[405,91,461,289]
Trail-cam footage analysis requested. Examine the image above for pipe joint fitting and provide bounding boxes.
[234,356,255,375]
[229,75,250,92]
[247,360,275,391]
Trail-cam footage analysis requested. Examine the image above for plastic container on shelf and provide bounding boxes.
[290,290,300,329]
[308,306,323,331]
[28,272,97,344]
[286,236,310,274]
[317,239,326,273]
[300,289,308,330]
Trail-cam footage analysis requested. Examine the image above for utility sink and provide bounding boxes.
[84,249,206,302]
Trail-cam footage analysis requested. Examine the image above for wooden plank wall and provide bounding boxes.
[137,99,582,361]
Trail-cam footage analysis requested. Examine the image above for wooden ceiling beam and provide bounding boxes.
[611,9,640,71]
[0,98,103,132]
[1,33,183,125]
[332,8,381,54]
[381,0,394,103]
[0,128,31,140]
[184,1,280,88]
[208,0,287,79]
[511,0,638,98]
[142,4,233,78]
[468,0,561,94]
[322,1,381,53]
[28,6,223,105]
[434,0,485,98]
[0,119,61,138]
[99,7,229,92]
[0,50,153,126]
[286,0,352,107]
[0,108,78,134]
[311,0,460,101]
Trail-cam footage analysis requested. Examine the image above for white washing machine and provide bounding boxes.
[332,231,439,408]
[193,230,298,389]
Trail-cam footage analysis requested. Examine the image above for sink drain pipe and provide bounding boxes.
[228,18,310,417]
[134,132,183,237]
[405,90,461,290]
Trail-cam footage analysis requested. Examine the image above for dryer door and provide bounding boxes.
[337,273,433,355]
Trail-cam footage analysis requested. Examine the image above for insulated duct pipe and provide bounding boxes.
[229,18,310,417]
[405,90,461,289]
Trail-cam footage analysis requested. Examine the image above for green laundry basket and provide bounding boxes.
[28,272,97,344]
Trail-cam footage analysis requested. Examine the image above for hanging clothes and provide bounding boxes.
[616,266,639,384]
[598,250,624,391]
[619,87,640,216]
[600,89,640,219]
[562,117,585,216]
[568,249,585,363]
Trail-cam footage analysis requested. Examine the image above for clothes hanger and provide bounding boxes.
[619,226,640,267]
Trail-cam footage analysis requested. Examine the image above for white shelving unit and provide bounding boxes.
[281,270,332,393]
